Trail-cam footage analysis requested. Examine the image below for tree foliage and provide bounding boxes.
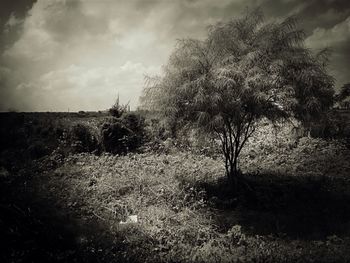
[109,94,129,118]
[140,9,334,183]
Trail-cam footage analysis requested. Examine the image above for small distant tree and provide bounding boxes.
[141,9,334,185]
[109,94,129,118]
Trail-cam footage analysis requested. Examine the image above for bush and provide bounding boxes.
[70,124,99,153]
[144,116,171,145]
[109,107,125,118]
[120,112,146,147]
[101,120,133,154]
[101,113,146,154]
[109,97,128,118]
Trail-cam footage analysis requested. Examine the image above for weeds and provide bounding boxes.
[21,149,350,262]
[1,113,350,262]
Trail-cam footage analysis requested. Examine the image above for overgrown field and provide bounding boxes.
[1,112,350,262]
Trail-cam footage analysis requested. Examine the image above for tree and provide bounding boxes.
[141,9,334,185]
[109,93,129,118]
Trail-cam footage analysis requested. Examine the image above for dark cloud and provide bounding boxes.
[0,0,349,111]
[0,0,36,24]
[305,15,350,86]
[41,0,110,41]
[0,0,36,47]
[290,0,350,35]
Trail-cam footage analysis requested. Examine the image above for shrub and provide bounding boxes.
[70,124,99,153]
[121,112,146,147]
[101,113,146,154]
[109,106,126,118]
[109,96,128,118]
[101,119,133,154]
[143,117,172,152]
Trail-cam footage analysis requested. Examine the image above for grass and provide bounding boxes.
[1,113,350,262]
[2,148,349,262]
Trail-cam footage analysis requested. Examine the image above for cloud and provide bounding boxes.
[1,0,350,111]
[306,16,350,86]
[306,16,350,50]
[1,0,241,111]
[0,0,166,111]
[0,61,160,111]
[4,13,23,30]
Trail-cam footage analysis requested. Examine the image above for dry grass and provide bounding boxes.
[2,113,350,262]
[26,142,350,262]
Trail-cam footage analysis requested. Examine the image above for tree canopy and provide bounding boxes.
[140,9,335,183]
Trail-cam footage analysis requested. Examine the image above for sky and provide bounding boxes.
[0,0,349,112]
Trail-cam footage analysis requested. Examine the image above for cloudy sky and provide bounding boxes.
[0,0,349,111]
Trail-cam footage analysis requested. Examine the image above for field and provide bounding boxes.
[1,112,350,263]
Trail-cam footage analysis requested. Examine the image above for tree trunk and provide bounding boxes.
[218,118,256,191]
[219,121,252,190]
[225,147,240,190]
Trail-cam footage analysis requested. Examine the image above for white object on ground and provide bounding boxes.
[120,215,138,224]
